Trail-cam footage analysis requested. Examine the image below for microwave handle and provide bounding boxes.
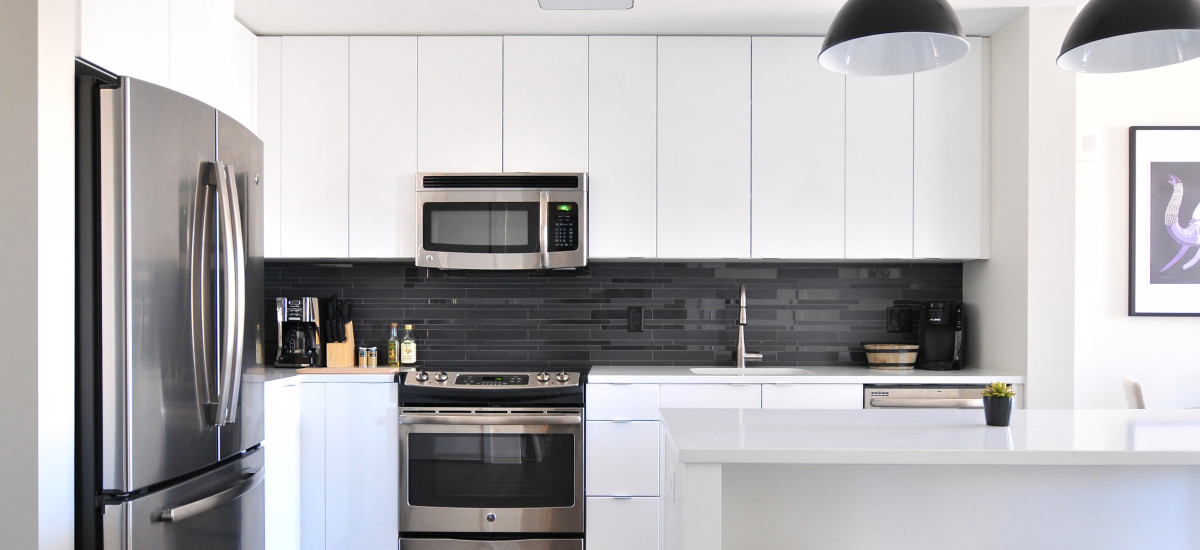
[539,191,550,269]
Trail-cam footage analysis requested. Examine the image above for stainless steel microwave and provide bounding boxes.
[415,173,588,270]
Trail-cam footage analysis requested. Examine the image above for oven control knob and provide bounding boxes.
[536,372,551,383]
[414,371,429,382]
[435,371,449,382]
[486,513,497,522]
[556,371,570,383]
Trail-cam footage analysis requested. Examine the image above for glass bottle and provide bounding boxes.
[387,323,400,367]
[400,324,417,365]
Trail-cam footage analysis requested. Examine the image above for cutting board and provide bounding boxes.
[323,321,356,368]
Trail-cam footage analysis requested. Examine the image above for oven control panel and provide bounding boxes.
[404,370,581,389]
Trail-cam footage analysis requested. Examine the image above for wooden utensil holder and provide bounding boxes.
[324,321,356,368]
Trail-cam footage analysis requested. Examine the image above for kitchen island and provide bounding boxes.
[661,408,1200,550]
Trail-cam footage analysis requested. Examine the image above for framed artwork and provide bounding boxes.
[1129,126,1200,316]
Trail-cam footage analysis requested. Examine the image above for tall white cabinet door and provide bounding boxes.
[324,383,399,550]
[349,37,417,258]
[264,382,301,550]
[280,37,349,258]
[751,37,846,259]
[914,37,988,259]
[589,36,658,259]
[845,74,914,259]
[417,36,503,173]
[80,0,170,87]
[299,383,327,550]
[657,37,752,259]
[503,36,589,172]
[257,37,282,258]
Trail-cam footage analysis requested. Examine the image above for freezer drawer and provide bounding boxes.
[103,447,265,550]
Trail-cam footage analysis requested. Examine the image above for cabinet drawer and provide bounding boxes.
[659,384,760,409]
[587,384,660,420]
[586,421,659,496]
[761,383,864,409]
[586,497,660,550]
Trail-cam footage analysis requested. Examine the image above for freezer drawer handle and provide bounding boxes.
[400,413,581,426]
[869,398,984,409]
[156,467,264,523]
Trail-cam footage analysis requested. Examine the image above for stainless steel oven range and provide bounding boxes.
[398,367,588,550]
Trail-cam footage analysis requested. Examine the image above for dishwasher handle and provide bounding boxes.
[869,398,983,409]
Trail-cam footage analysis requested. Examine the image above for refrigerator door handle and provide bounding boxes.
[222,162,247,424]
[190,162,221,426]
[154,467,264,523]
[215,161,239,426]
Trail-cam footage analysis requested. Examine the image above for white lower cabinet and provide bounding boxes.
[324,383,400,549]
[761,383,864,409]
[586,497,661,550]
[586,421,660,496]
[659,384,760,409]
[586,384,660,421]
[265,381,302,550]
[267,379,398,550]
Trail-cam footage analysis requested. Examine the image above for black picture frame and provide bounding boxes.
[1129,126,1200,316]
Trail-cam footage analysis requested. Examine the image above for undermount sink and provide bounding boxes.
[688,367,816,376]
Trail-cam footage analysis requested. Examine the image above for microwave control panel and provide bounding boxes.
[549,202,579,251]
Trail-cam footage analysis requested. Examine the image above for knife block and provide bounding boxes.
[324,322,356,368]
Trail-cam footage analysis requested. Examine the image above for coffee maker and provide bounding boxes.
[917,301,965,370]
[275,297,320,367]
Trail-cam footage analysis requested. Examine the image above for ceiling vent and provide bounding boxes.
[538,0,634,9]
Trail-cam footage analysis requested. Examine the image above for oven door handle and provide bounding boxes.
[399,413,582,426]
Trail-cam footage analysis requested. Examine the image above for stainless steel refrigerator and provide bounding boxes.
[75,60,265,550]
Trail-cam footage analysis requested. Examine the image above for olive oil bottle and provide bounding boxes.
[400,324,417,365]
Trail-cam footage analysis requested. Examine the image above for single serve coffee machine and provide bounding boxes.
[917,301,965,370]
[276,297,320,367]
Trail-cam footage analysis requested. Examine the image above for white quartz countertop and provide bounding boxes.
[250,366,400,384]
[660,408,1200,466]
[588,365,1024,384]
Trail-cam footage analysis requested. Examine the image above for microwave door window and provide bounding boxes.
[407,433,574,508]
[425,202,539,253]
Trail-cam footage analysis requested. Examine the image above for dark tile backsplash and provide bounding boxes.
[263,261,962,369]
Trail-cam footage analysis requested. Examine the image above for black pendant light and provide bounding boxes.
[819,0,970,76]
[1058,0,1200,73]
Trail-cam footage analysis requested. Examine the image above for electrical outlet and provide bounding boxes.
[627,306,644,332]
[887,307,914,333]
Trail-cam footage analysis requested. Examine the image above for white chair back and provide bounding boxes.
[1122,375,1146,409]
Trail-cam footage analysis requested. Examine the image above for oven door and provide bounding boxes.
[399,408,584,535]
[415,189,586,270]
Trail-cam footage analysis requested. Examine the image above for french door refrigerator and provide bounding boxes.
[75,59,266,550]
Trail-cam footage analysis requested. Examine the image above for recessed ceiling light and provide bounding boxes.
[538,0,634,10]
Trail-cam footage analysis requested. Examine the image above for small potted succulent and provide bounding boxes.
[981,382,1016,427]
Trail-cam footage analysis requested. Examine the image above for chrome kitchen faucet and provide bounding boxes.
[736,284,763,368]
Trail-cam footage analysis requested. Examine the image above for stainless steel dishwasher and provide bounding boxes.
[863,385,987,409]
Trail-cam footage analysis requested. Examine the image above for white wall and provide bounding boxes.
[0,1,42,547]
[1074,62,1200,409]
[1,0,78,548]
[965,7,1077,409]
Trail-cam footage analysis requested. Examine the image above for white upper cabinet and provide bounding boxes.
[227,22,257,132]
[589,36,658,259]
[170,0,234,114]
[80,0,170,87]
[257,37,282,258]
[503,36,589,172]
[914,37,989,259]
[845,73,915,259]
[280,36,349,258]
[751,37,846,259]
[417,36,503,173]
[657,37,752,259]
[349,37,417,258]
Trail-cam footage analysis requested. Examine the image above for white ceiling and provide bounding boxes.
[236,0,1082,38]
